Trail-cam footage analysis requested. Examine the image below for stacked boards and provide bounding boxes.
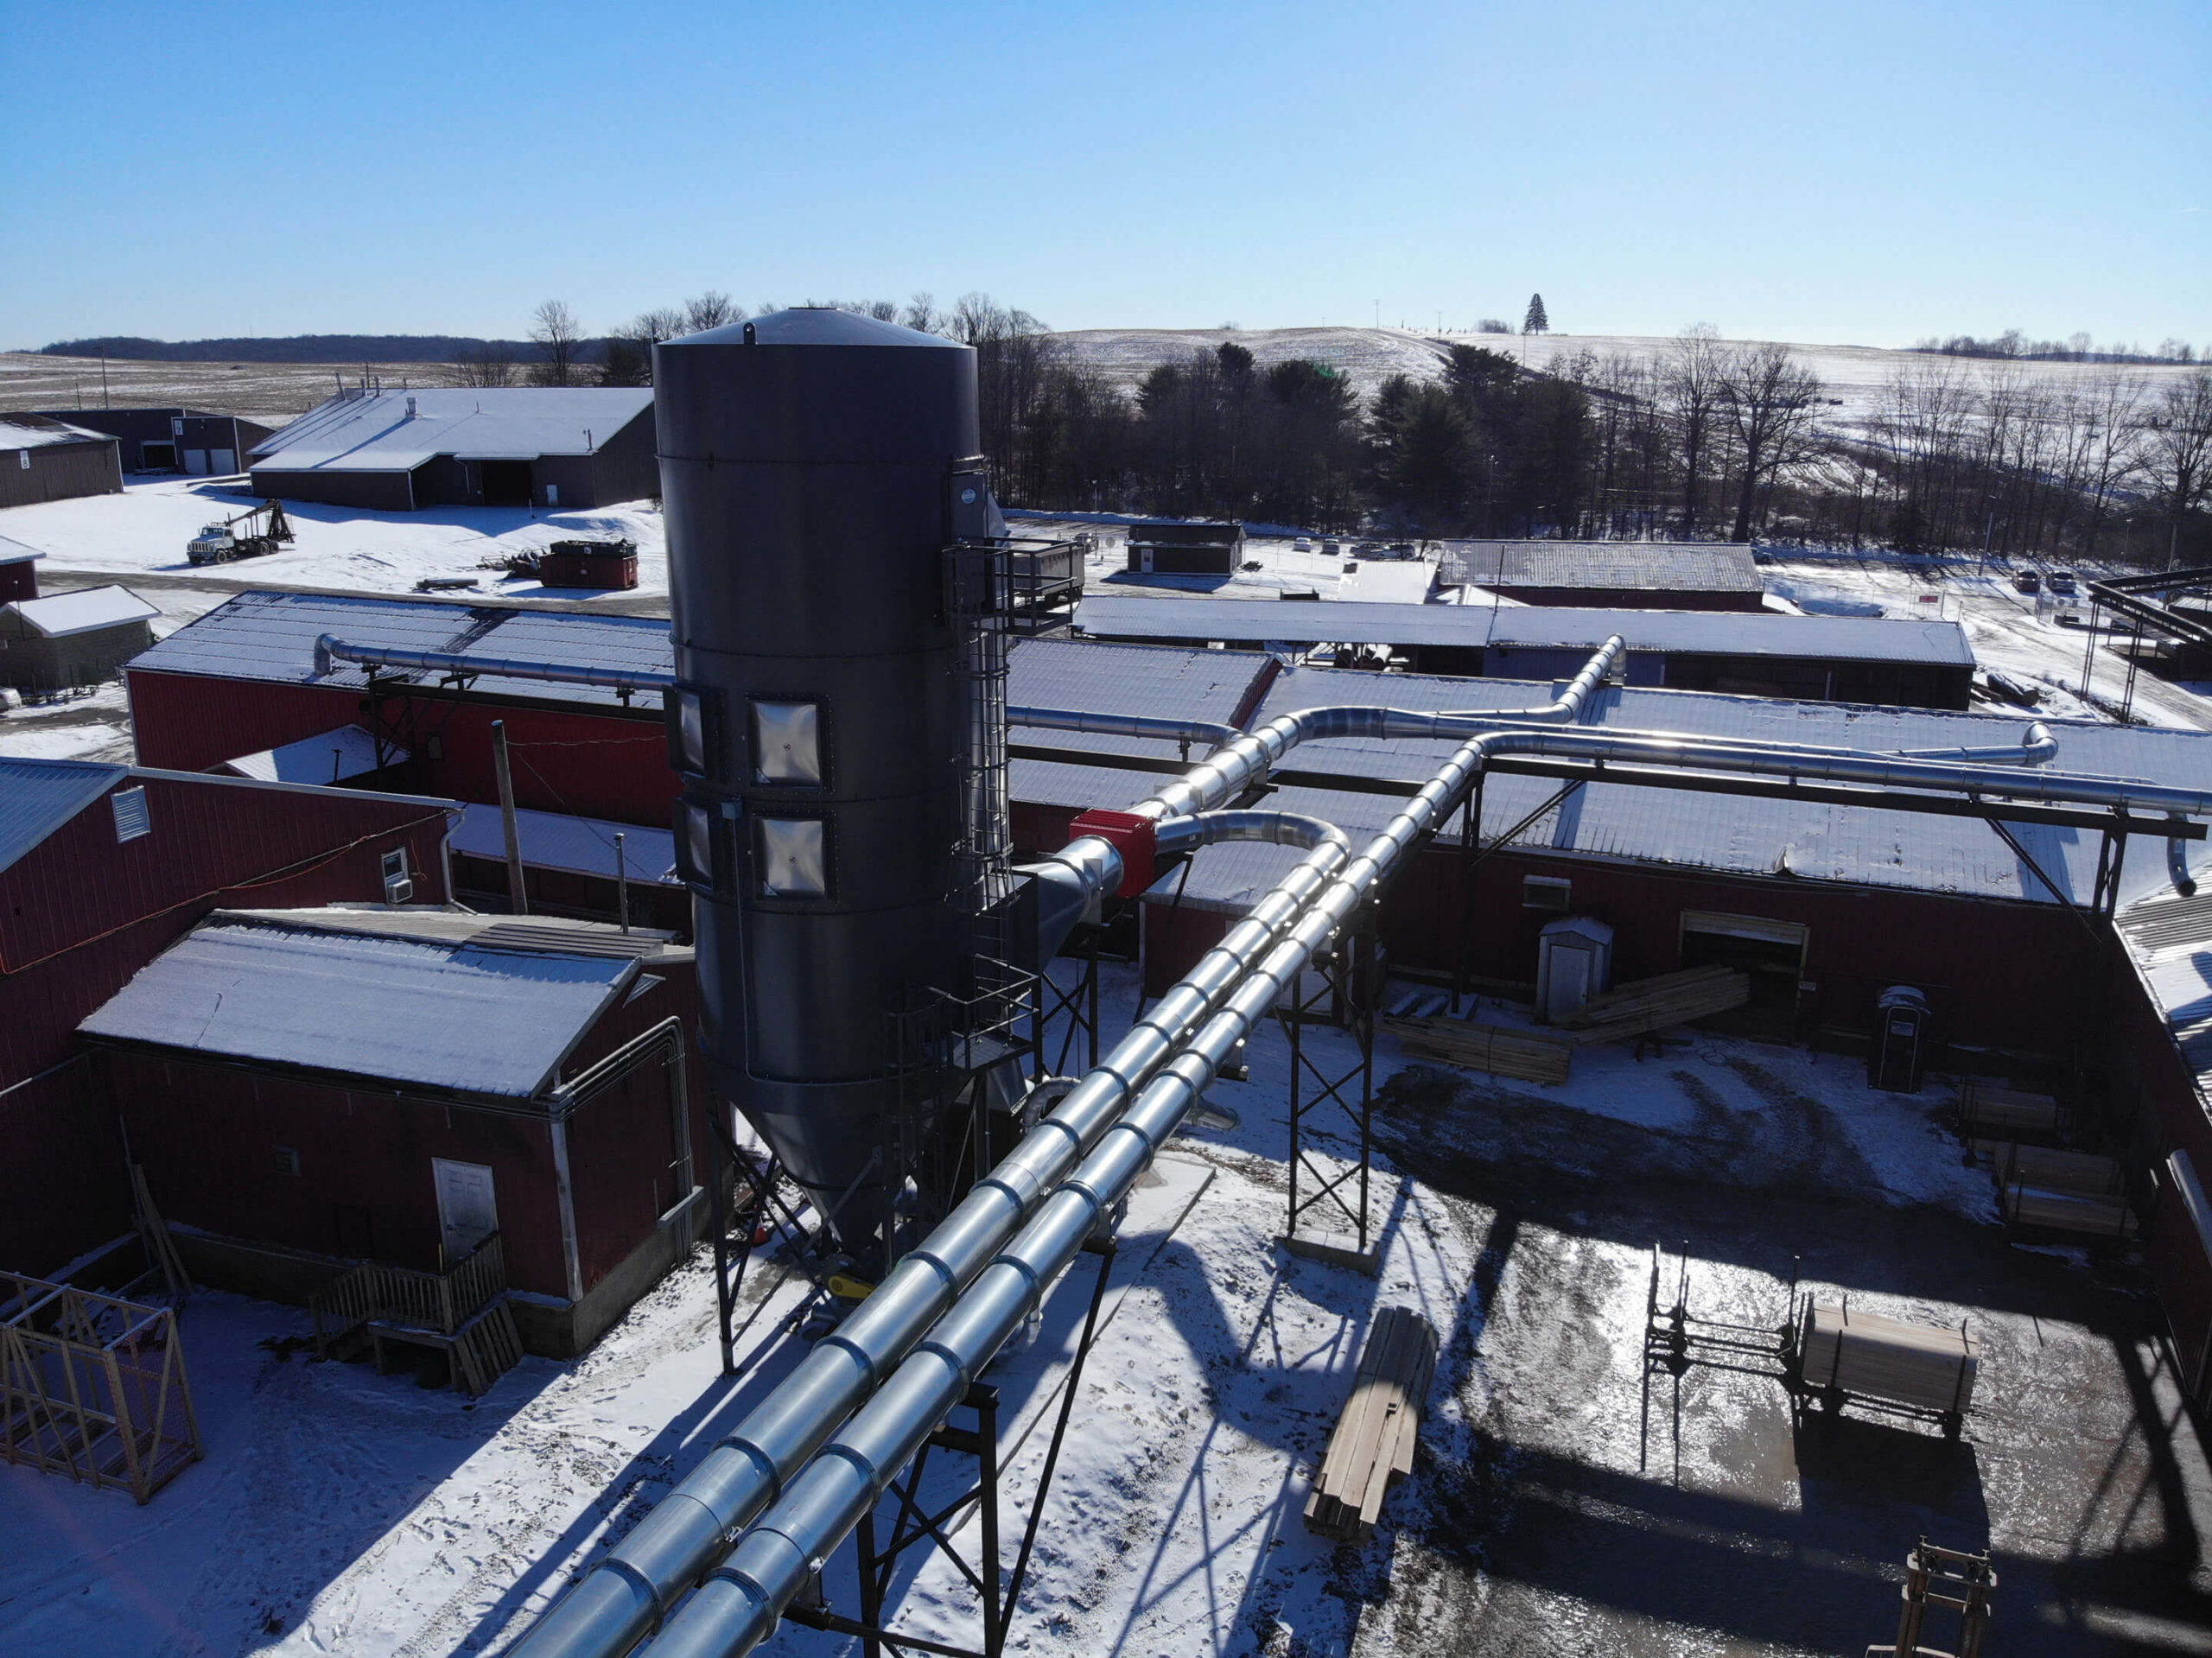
[1380,966,1750,1086]
[1306,1305,1439,1542]
[1800,1301,1977,1417]
[1958,1079,2063,1137]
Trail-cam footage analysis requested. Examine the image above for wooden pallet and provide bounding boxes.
[1554,966,1751,1047]
[1305,1306,1439,1542]
[450,1300,524,1396]
[1382,1015,1573,1084]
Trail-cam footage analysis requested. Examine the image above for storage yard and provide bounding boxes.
[5,968,2209,1655]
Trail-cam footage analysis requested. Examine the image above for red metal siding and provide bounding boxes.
[111,1051,574,1295]
[127,670,369,773]
[0,561,35,601]
[1493,586,1765,612]
[0,1060,125,1275]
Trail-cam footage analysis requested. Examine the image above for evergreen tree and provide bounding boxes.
[1523,293,1549,334]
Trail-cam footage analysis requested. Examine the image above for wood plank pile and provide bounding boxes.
[1306,1306,1439,1542]
[2002,1184,2133,1237]
[1554,966,1750,1046]
[1987,1143,2121,1197]
[1958,1080,2063,1136]
[1799,1302,1977,1415]
[1381,1014,1573,1084]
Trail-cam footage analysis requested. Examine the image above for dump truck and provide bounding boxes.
[186,500,294,565]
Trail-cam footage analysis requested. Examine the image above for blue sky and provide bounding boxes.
[3,0,2206,349]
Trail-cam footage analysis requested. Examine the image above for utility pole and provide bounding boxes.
[492,720,530,916]
[99,344,110,409]
[614,830,630,934]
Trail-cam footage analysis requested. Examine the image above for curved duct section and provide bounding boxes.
[505,810,1352,1658]
[1897,721,2056,766]
[1008,707,1244,751]
[2171,816,2199,898]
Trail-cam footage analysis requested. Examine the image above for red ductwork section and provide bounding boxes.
[1069,809,1157,897]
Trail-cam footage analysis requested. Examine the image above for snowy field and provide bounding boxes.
[0,476,665,599]
[1052,327,2208,438]
[0,353,461,425]
[8,960,2206,1657]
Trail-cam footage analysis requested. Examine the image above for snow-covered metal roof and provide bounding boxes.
[2119,890,2212,1096]
[1007,635,1277,811]
[0,415,117,452]
[250,388,654,474]
[1442,540,1763,594]
[6,585,158,639]
[0,534,44,566]
[1075,596,1970,665]
[451,803,680,886]
[1334,561,1436,604]
[129,590,673,712]
[218,725,399,785]
[1011,654,2212,914]
[79,919,638,1098]
[0,758,129,873]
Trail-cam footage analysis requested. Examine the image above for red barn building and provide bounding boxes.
[81,907,712,1357]
[0,759,456,1277]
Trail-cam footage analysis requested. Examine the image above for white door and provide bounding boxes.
[211,448,236,473]
[544,483,560,506]
[1542,943,1592,1021]
[183,448,209,475]
[432,1158,499,1260]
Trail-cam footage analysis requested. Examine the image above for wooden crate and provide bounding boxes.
[1799,1301,1976,1416]
[1381,1015,1573,1084]
[1305,1306,1439,1542]
[1554,965,1750,1047]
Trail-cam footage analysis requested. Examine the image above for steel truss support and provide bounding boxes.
[1281,906,1378,1259]
[1031,929,1102,1081]
[782,1238,1118,1658]
[707,1115,825,1376]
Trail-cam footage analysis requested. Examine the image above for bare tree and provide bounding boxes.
[1717,341,1823,541]
[682,291,741,334]
[454,342,518,387]
[1663,324,1725,532]
[902,292,942,335]
[2139,369,2212,564]
[529,300,585,387]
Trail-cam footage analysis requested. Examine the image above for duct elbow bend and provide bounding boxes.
[1151,810,1349,855]
[2170,820,2198,899]
[2021,722,2057,766]
[313,633,340,677]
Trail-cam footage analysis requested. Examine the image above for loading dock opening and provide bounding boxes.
[139,441,177,472]
[479,461,532,507]
[1679,910,1808,1039]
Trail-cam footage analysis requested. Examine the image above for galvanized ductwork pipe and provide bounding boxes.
[505,810,1348,1658]
[628,708,2212,1658]
[313,634,678,695]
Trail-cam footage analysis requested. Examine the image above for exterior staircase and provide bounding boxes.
[309,1232,522,1396]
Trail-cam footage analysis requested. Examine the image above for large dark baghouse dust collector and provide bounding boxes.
[657,308,998,1270]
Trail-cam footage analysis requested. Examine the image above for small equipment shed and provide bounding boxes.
[1126,519,1247,575]
[0,585,159,690]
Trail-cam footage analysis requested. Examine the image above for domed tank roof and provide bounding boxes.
[675,308,963,349]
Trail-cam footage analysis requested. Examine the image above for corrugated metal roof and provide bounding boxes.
[2118,890,2212,1101]
[1007,636,1277,814]
[130,590,673,712]
[79,919,636,1098]
[251,388,654,473]
[0,534,44,566]
[0,416,116,452]
[219,725,398,785]
[8,585,159,639]
[1441,540,1763,594]
[0,758,128,873]
[1335,561,1436,604]
[1007,662,2212,913]
[450,803,681,886]
[1076,596,1970,666]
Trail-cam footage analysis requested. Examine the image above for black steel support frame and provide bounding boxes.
[1281,911,1378,1255]
[1030,933,1102,1081]
[707,1114,831,1376]
[783,1237,1118,1658]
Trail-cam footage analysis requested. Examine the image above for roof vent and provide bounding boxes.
[405,396,417,418]
[111,785,151,843]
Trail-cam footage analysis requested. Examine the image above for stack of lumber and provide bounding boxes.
[2003,1183,2133,1237]
[1986,1143,2121,1197]
[1306,1305,1439,1542]
[1958,1080,2062,1136]
[1799,1302,1978,1415]
[1381,1014,1573,1084]
[1553,966,1750,1046]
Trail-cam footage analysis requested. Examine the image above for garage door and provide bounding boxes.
[210,448,236,473]
[183,449,209,475]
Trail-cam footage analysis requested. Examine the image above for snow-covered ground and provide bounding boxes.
[0,477,665,600]
[12,958,2173,1658]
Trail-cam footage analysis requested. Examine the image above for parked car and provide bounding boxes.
[2048,570,2077,596]
[2013,570,2042,594]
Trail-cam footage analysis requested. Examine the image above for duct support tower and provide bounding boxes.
[657,308,996,1266]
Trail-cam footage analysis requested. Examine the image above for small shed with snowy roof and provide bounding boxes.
[0,583,158,690]
[248,387,658,511]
